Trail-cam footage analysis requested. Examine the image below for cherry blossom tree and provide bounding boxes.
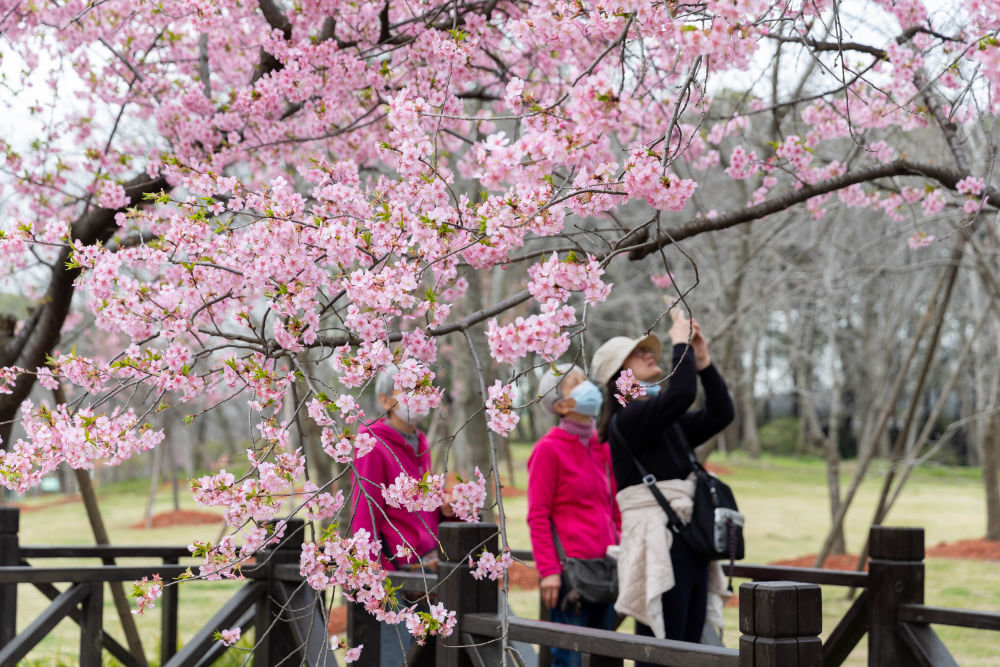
[3,0,1000,656]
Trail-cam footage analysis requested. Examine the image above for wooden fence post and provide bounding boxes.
[0,507,19,647]
[347,588,382,667]
[254,518,306,667]
[436,522,498,667]
[160,555,179,664]
[868,526,924,666]
[79,582,104,667]
[738,580,822,666]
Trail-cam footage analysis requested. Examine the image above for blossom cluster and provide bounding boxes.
[129,574,163,615]
[381,471,446,513]
[0,401,164,493]
[216,627,241,647]
[485,381,520,436]
[614,369,646,407]
[469,547,514,582]
[450,467,488,522]
[330,635,364,663]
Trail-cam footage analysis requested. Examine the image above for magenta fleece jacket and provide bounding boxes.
[527,426,622,579]
[349,419,441,571]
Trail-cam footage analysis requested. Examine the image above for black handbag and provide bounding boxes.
[610,417,744,587]
[552,529,619,605]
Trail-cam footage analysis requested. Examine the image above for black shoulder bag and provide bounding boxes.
[551,528,619,606]
[609,416,745,589]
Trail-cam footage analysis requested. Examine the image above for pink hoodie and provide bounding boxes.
[527,424,621,578]
[349,419,441,571]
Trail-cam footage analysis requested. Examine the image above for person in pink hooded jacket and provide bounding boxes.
[350,364,454,666]
[528,363,621,667]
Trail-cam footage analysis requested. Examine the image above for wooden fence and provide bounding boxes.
[2,504,1000,666]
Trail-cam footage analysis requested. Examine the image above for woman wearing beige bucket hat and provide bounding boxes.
[592,310,734,656]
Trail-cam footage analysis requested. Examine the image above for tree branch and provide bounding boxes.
[0,173,170,442]
[628,159,995,260]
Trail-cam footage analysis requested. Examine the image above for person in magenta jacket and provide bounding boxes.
[350,364,454,666]
[528,363,621,667]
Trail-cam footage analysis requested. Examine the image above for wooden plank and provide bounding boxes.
[163,581,264,667]
[868,542,924,666]
[463,614,739,667]
[462,631,504,667]
[752,582,801,638]
[898,603,1000,631]
[406,636,437,667]
[0,506,19,647]
[277,581,339,667]
[29,576,140,667]
[897,622,958,667]
[822,591,868,667]
[869,527,924,561]
[190,608,255,667]
[20,546,193,558]
[80,582,104,667]
[437,522,499,667]
[347,599,380,667]
[0,563,269,583]
[724,564,868,588]
[160,557,180,664]
[0,582,88,666]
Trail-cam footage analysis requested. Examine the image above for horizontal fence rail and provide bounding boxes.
[3,505,1000,667]
[463,614,740,667]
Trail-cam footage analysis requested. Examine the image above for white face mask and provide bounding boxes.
[395,401,430,425]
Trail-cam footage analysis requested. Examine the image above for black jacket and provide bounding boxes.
[610,343,735,489]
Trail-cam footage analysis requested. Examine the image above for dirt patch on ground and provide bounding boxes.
[13,494,82,512]
[927,537,1000,560]
[129,509,224,529]
[704,463,733,476]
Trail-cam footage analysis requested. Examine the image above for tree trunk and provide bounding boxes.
[145,442,163,529]
[814,258,953,567]
[452,267,495,513]
[984,411,1000,540]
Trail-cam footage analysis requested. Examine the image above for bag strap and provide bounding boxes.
[609,415,687,535]
[551,522,568,562]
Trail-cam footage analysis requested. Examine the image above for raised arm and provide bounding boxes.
[678,321,735,445]
[616,343,699,436]
[678,364,736,446]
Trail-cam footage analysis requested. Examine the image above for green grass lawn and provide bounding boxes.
[9,450,1000,665]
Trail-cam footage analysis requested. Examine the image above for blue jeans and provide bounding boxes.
[548,581,617,667]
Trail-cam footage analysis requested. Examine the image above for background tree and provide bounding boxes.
[3,0,1000,654]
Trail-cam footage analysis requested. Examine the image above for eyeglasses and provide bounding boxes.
[628,347,657,359]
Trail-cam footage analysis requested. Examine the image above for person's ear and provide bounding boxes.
[552,397,573,416]
[377,393,397,412]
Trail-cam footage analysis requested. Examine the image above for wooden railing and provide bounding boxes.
[0,508,335,666]
[3,503,1000,666]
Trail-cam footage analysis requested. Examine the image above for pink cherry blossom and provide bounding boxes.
[218,627,241,646]
[451,467,488,522]
[907,232,935,250]
[614,369,646,407]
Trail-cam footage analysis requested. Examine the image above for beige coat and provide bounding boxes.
[611,476,731,638]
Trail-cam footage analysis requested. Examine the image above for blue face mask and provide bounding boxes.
[568,380,604,417]
[640,380,662,397]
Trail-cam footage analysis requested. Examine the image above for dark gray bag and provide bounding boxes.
[552,529,618,605]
